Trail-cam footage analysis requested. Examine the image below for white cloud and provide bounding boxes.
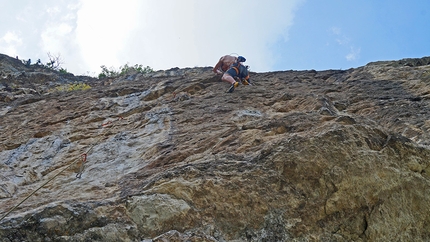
[34,1,82,72]
[41,23,73,52]
[46,6,61,16]
[0,31,23,57]
[3,31,22,44]
[336,37,350,46]
[330,26,360,62]
[75,0,141,72]
[0,0,303,74]
[331,27,341,35]
[331,27,350,45]
[346,47,360,61]
[75,0,304,73]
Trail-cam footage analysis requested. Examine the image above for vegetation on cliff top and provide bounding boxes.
[98,63,154,79]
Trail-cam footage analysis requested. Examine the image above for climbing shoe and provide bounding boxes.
[227,81,239,93]
[241,79,249,85]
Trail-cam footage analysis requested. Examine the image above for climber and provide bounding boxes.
[213,55,238,75]
[222,56,250,93]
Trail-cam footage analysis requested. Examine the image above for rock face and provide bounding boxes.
[1,54,430,241]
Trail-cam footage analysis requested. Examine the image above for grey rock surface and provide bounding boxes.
[1,54,430,241]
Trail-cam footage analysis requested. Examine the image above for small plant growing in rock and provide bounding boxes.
[22,59,31,67]
[45,52,64,71]
[50,83,91,93]
[20,53,66,72]
[59,68,69,74]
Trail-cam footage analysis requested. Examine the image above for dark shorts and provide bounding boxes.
[226,68,238,78]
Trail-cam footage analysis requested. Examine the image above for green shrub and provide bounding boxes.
[59,68,69,74]
[98,63,153,79]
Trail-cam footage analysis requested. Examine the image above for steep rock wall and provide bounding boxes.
[1,55,430,241]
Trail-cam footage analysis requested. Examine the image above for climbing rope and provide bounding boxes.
[0,116,125,222]
[0,155,80,222]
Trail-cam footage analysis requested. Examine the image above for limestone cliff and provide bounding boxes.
[1,53,430,241]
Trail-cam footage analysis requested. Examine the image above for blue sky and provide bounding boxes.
[276,0,430,71]
[0,0,429,75]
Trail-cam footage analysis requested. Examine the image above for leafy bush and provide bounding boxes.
[59,68,69,74]
[98,65,118,79]
[98,63,153,79]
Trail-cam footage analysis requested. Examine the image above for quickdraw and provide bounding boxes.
[75,154,87,179]
[76,116,124,178]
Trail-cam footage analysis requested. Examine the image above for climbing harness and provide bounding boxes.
[232,64,241,76]
[0,116,125,222]
[231,63,250,83]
